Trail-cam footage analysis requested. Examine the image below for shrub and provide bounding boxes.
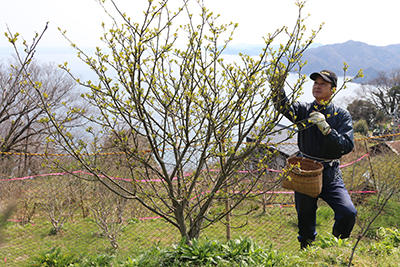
[78,254,115,266]
[369,227,400,255]
[124,238,291,266]
[29,247,116,267]
[353,119,369,135]
[120,247,166,267]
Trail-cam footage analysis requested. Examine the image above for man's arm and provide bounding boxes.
[326,111,355,156]
[272,87,301,123]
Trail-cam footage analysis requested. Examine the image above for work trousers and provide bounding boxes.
[295,161,357,243]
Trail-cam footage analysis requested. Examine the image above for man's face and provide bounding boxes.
[312,76,333,103]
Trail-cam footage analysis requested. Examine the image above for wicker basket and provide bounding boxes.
[281,156,324,198]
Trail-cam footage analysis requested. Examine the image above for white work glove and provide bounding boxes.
[308,111,331,135]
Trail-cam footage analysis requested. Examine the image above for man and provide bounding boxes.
[273,70,357,249]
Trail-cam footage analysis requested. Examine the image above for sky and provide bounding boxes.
[0,0,394,104]
[1,0,399,49]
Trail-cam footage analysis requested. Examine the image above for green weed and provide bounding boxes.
[28,247,79,267]
[358,197,400,238]
[369,227,400,255]
[314,232,351,249]
[152,237,290,266]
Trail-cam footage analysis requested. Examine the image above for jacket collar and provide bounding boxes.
[312,100,333,112]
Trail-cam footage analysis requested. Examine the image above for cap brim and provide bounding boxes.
[310,72,333,85]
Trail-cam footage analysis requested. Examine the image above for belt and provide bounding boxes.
[298,152,340,167]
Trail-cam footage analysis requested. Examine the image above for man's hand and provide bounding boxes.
[308,111,331,135]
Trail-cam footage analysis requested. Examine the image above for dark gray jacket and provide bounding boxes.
[277,97,354,160]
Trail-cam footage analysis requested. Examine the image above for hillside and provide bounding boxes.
[2,40,400,84]
[301,40,400,83]
[223,40,400,83]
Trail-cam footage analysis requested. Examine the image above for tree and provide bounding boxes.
[17,0,341,242]
[1,24,81,176]
[347,99,387,128]
[361,69,400,124]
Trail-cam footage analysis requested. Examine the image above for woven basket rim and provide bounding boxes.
[286,156,323,176]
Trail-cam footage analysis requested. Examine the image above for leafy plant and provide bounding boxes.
[161,238,222,266]
[314,232,351,249]
[78,254,115,267]
[29,247,79,266]
[148,238,289,266]
[369,227,400,255]
[119,247,166,267]
[358,196,400,238]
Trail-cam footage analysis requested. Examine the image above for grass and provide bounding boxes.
[1,148,400,266]
[1,198,400,266]
[0,200,349,266]
[0,205,285,264]
[0,216,182,265]
[20,233,400,267]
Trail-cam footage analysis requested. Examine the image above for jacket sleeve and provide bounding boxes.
[273,88,303,123]
[326,110,355,156]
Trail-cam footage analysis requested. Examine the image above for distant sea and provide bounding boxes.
[0,45,360,107]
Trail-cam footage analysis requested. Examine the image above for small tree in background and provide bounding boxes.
[347,99,387,129]
[1,24,82,177]
[359,69,400,127]
[9,0,331,242]
[90,182,127,250]
[40,175,79,235]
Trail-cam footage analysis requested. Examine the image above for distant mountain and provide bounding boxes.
[223,40,400,84]
[2,40,399,84]
[300,40,400,83]
[223,43,323,55]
